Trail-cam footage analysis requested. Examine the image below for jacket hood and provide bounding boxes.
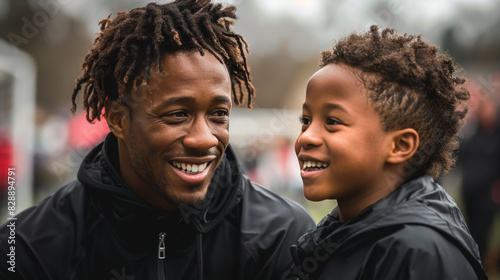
[290,175,485,278]
[77,133,244,240]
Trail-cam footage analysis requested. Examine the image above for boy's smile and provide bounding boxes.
[295,63,396,216]
[298,158,330,179]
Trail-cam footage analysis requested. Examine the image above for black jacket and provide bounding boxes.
[0,134,315,280]
[286,176,488,280]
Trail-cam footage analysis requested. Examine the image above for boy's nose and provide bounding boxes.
[296,126,322,149]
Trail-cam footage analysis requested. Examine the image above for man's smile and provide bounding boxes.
[168,155,218,185]
[171,160,213,174]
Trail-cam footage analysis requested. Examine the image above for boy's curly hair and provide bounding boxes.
[71,0,254,123]
[320,25,469,179]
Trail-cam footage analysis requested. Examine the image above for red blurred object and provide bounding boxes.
[0,134,13,191]
[67,112,110,149]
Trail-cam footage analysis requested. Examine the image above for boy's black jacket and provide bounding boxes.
[286,176,488,280]
[0,133,315,280]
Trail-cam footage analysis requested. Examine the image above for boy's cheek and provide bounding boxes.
[294,137,301,156]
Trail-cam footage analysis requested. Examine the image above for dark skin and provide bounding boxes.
[295,64,419,221]
[106,50,232,211]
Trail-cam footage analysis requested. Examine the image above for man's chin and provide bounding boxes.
[165,184,211,209]
[180,192,208,206]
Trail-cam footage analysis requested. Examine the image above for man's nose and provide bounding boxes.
[182,116,219,151]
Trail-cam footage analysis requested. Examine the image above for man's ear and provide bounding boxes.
[386,128,419,164]
[104,100,129,141]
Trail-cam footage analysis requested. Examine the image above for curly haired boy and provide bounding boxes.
[288,25,488,280]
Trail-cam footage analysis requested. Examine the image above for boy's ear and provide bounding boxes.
[104,100,129,141]
[386,128,419,164]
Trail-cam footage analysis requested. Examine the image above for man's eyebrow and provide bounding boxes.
[212,95,232,104]
[157,95,232,108]
[159,96,195,107]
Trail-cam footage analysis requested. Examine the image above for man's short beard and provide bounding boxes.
[154,181,208,208]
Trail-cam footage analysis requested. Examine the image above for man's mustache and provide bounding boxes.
[164,147,222,159]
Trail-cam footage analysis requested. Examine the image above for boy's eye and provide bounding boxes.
[326,118,341,126]
[299,115,311,126]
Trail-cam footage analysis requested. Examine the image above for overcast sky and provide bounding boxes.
[45,0,499,62]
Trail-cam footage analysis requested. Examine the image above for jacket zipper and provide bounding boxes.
[158,232,167,280]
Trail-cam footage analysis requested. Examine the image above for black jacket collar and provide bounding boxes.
[289,176,484,279]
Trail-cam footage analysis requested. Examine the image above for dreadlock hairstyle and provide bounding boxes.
[320,25,470,180]
[71,0,255,123]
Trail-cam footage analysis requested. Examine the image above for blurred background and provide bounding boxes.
[0,0,499,277]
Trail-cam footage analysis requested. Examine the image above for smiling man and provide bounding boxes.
[110,51,233,211]
[0,1,315,279]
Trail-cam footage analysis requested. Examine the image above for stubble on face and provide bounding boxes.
[127,129,214,207]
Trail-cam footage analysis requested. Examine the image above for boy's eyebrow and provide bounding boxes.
[323,103,348,114]
[303,102,349,114]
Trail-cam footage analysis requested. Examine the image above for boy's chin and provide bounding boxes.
[303,188,328,201]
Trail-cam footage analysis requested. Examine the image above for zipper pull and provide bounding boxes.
[158,232,166,260]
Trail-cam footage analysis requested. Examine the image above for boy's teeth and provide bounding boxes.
[302,161,328,170]
[172,161,208,174]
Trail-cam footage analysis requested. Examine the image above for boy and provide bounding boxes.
[287,25,488,279]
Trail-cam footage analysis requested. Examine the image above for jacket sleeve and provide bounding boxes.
[240,182,316,280]
[0,182,87,280]
[256,205,316,280]
[360,225,481,280]
[0,207,53,280]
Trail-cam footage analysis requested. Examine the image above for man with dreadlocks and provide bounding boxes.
[0,1,315,279]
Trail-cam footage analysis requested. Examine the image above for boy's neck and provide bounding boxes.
[337,167,404,222]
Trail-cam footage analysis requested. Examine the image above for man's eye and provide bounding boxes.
[209,109,229,123]
[214,110,229,117]
[166,111,187,118]
[174,112,187,117]
[160,111,188,123]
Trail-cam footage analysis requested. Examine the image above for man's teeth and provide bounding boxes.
[302,160,328,170]
[172,161,209,174]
